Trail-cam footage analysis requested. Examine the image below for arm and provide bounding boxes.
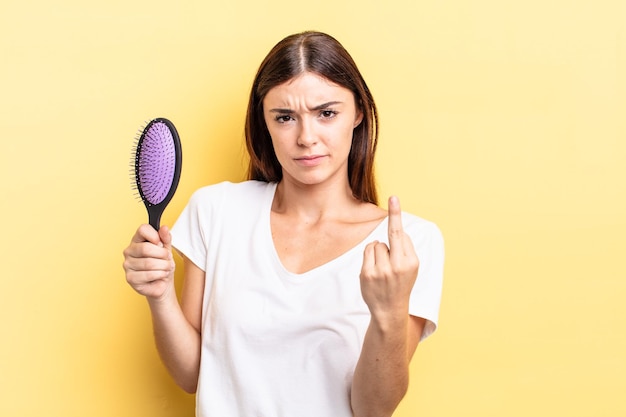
[351,196,422,417]
[351,315,424,417]
[123,224,204,393]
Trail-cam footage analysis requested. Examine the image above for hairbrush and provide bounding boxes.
[131,117,182,230]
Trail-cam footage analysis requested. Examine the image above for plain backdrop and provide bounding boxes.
[1,1,625,416]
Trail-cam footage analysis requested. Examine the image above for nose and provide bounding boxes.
[297,118,317,147]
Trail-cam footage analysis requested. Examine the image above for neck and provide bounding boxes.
[272,178,360,222]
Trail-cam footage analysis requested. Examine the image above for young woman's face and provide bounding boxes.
[263,72,363,188]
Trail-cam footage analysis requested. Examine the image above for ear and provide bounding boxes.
[353,109,364,128]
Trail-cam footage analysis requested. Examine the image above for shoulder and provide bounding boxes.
[401,212,444,248]
[189,180,275,205]
[176,180,275,235]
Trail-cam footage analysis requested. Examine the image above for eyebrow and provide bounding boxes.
[268,101,343,113]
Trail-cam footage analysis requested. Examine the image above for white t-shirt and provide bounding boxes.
[171,180,444,417]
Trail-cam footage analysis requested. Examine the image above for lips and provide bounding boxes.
[295,155,326,166]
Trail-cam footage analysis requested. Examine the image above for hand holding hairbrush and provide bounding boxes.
[131,118,182,230]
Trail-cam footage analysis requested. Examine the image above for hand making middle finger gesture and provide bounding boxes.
[360,196,420,320]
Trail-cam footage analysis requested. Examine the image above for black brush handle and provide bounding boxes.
[147,204,164,231]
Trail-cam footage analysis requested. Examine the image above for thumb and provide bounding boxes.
[159,225,173,250]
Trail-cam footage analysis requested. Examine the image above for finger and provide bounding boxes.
[132,224,161,245]
[361,241,378,273]
[387,195,405,256]
[373,241,391,269]
[125,265,172,285]
[159,225,173,253]
[126,255,173,272]
[124,226,171,262]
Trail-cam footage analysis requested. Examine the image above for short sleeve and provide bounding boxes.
[406,220,445,341]
[170,186,221,271]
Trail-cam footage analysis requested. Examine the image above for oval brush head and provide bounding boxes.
[132,118,182,230]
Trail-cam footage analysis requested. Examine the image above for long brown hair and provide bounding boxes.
[244,31,379,204]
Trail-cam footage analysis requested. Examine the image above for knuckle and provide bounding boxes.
[389,227,402,237]
[143,258,159,270]
[125,271,138,285]
[390,259,417,277]
[361,266,382,281]
[375,241,390,252]
[359,268,374,280]
[390,264,403,275]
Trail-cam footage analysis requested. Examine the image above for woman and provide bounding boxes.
[123,31,444,417]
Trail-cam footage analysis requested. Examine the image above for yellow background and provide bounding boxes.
[1,0,624,416]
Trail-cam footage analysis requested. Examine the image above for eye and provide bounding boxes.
[275,114,294,123]
[320,110,337,119]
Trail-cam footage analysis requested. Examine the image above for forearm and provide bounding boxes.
[351,315,411,417]
[147,291,201,393]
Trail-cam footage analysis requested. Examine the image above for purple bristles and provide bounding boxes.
[136,121,176,205]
